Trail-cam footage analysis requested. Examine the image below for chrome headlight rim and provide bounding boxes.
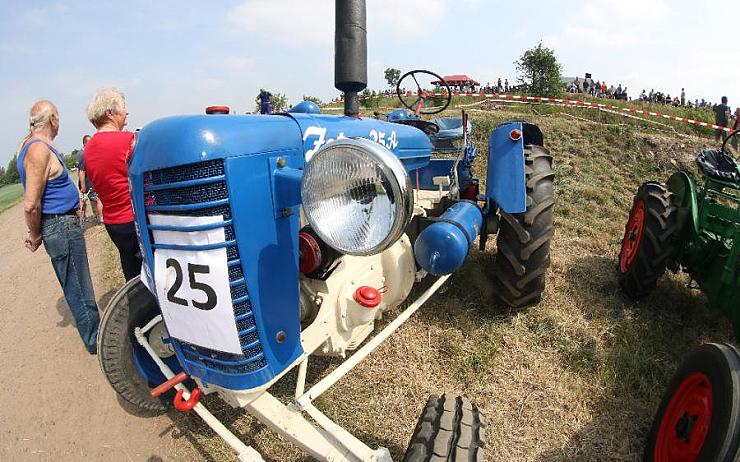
[301,137,413,256]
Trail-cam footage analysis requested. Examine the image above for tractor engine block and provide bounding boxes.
[299,235,416,358]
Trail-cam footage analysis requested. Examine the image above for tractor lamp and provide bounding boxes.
[301,138,413,256]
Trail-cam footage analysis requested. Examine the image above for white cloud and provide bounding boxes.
[228,0,449,45]
[228,0,333,46]
[369,0,447,38]
[544,26,637,50]
[224,56,257,71]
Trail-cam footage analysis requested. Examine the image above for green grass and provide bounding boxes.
[0,183,23,213]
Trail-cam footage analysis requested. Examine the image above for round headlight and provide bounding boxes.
[301,137,413,256]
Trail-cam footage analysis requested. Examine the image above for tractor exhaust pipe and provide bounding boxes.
[335,0,367,117]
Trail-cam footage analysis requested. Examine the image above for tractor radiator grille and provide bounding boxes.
[143,159,268,375]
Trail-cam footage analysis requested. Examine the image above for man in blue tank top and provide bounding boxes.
[17,100,99,354]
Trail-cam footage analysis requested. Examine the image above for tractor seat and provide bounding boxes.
[695,149,740,183]
[429,117,473,141]
[393,118,440,136]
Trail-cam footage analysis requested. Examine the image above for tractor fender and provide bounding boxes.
[485,122,543,213]
[666,170,699,242]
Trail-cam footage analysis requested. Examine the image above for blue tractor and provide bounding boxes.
[97,1,554,460]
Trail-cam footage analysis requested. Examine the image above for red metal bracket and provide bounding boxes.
[150,371,188,398]
[173,387,202,411]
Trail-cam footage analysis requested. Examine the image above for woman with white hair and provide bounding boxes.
[83,88,142,281]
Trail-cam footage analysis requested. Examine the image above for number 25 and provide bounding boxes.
[166,258,218,311]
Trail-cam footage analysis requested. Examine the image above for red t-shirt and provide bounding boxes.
[84,131,136,224]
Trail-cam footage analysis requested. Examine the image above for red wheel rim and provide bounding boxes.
[619,199,646,272]
[654,372,713,462]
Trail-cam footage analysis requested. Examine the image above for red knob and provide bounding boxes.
[354,286,381,308]
[509,129,522,141]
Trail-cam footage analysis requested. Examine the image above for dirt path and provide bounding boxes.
[0,201,205,461]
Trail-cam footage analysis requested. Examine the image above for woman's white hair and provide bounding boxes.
[29,102,55,132]
[86,87,125,128]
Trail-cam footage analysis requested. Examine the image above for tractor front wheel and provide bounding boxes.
[98,276,181,413]
[491,144,555,308]
[618,182,677,298]
[644,343,740,462]
[403,394,486,462]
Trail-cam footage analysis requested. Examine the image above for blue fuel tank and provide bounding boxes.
[414,201,483,275]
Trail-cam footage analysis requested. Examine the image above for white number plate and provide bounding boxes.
[149,214,243,355]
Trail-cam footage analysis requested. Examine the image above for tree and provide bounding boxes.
[0,166,6,185]
[360,89,379,109]
[5,155,20,184]
[303,95,322,105]
[384,68,401,89]
[514,43,563,98]
[64,150,79,170]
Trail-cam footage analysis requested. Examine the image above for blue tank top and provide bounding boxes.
[17,140,79,213]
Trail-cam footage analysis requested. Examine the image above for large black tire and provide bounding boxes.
[644,343,740,462]
[402,394,486,462]
[491,144,555,307]
[98,276,169,413]
[618,182,677,298]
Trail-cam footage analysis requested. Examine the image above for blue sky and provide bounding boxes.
[1,0,738,168]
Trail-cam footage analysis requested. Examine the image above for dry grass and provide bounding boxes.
[101,106,736,461]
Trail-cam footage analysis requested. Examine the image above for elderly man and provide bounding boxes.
[17,100,99,354]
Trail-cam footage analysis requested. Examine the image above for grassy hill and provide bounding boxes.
[113,101,735,461]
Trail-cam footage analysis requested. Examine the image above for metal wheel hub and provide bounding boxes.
[147,321,175,359]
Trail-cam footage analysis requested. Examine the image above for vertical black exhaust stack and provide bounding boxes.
[335,0,367,117]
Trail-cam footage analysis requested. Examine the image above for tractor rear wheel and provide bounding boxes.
[644,343,740,462]
[402,394,486,462]
[98,276,179,413]
[618,182,677,298]
[491,145,555,307]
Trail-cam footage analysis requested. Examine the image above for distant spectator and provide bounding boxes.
[504,79,509,93]
[714,96,731,141]
[77,135,102,224]
[732,107,740,150]
[601,82,607,96]
[258,88,272,114]
[680,88,686,106]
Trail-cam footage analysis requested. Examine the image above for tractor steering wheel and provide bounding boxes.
[396,70,452,115]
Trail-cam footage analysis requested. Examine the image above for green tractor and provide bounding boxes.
[618,133,740,462]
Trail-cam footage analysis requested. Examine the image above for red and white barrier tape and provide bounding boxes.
[330,92,737,133]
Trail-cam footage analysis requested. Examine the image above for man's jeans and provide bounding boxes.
[41,215,99,352]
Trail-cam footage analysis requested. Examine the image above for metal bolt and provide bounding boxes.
[314,295,323,306]
[277,157,286,168]
[276,331,287,343]
[282,208,291,217]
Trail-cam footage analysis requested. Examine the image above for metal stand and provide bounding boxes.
[135,275,451,461]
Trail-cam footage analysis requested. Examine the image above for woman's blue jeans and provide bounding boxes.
[41,215,100,352]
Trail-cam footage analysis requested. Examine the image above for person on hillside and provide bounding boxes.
[504,79,509,93]
[16,100,99,354]
[680,88,686,106]
[601,82,607,96]
[258,88,272,114]
[84,88,142,281]
[714,96,731,141]
[77,134,102,224]
[732,107,740,150]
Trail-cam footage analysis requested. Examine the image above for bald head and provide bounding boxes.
[29,100,58,135]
